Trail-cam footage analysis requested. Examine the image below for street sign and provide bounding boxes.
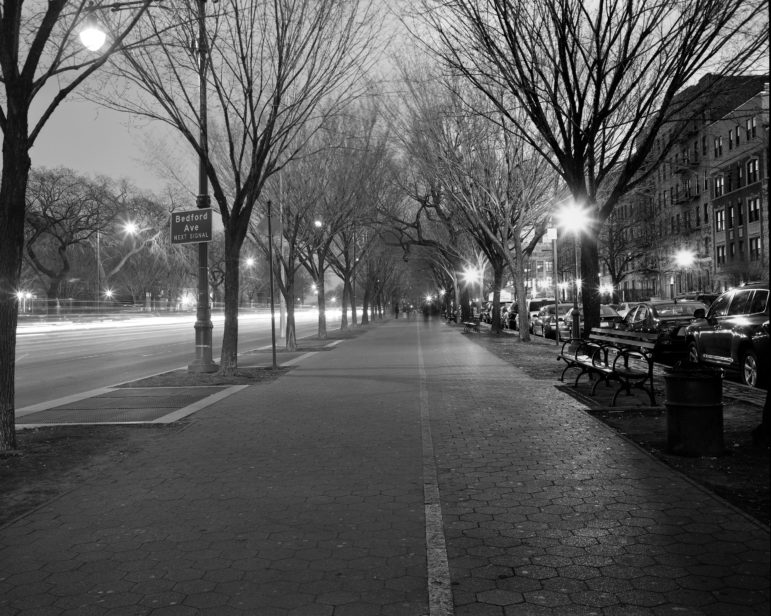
[170,208,213,244]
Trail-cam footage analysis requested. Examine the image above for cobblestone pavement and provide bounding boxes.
[0,317,768,615]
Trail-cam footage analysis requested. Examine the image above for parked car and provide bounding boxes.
[613,302,637,319]
[515,298,556,332]
[618,300,707,360]
[675,292,720,307]
[532,303,574,338]
[685,284,769,388]
[558,304,623,339]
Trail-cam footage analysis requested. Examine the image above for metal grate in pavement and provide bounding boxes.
[18,386,228,425]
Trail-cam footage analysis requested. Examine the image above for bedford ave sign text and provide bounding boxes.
[170,208,213,244]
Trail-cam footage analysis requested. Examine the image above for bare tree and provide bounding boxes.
[250,170,317,352]
[324,102,392,329]
[24,169,169,314]
[598,197,657,299]
[389,63,558,335]
[433,88,558,337]
[386,65,476,322]
[95,0,379,373]
[420,0,767,333]
[24,169,111,313]
[0,0,159,450]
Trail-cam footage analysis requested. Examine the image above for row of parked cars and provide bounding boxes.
[526,284,769,388]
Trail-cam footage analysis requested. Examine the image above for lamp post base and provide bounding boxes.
[188,320,217,373]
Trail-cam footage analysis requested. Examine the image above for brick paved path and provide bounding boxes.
[0,317,768,615]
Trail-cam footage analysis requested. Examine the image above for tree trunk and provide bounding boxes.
[490,265,504,335]
[219,235,242,375]
[340,281,349,330]
[0,127,32,451]
[580,223,602,336]
[284,299,297,352]
[316,276,327,339]
[350,277,358,326]
[512,234,530,341]
[281,275,297,352]
[361,285,371,325]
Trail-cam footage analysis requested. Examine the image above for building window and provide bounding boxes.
[746,117,757,139]
[703,170,708,191]
[737,200,743,226]
[729,242,735,259]
[728,129,733,150]
[726,172,733,192]
[738,164,743,187]
[735,124,741,146]
[726,205,733,229]
[702,135,707,156]
[703,203,709,225]
[717,245,726,265]
[748,198,760,223]
[695,207,701,227]
[747,159,759,184]
[714,176,724,197]
[714,136,723,157]
[749,237,761,261]
[716,209,725,232]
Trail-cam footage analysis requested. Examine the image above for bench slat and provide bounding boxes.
[589,334,657,349]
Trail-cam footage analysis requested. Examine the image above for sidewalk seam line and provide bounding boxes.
[152,385,249,424]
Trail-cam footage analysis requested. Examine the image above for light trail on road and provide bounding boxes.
[15,310,341,408]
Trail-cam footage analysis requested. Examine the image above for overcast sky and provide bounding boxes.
[28,2,414,198]
[30,95,170,194]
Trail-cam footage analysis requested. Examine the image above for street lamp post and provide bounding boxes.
[546,226,560,345]
[188,0,216,373]
[572,237,581,338]
[79,0,216,371]
[96,224,101,314]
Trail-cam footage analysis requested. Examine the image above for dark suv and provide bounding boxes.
[685,284,770,388]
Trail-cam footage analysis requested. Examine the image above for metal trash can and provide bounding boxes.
[664,365,724,457]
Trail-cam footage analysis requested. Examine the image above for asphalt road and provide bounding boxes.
[15,309,338,409]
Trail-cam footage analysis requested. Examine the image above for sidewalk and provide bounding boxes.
[1,318,768,615]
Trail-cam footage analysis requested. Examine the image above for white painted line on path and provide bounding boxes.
[417,321,454,616]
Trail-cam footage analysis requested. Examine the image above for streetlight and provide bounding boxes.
[242,257,256,307]
[556,202,591,339]
[674,249,695,296]
[79,10,107,51]
[461,266,483,317]
[80,0,217,371]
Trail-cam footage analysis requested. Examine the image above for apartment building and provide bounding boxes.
[710,89,769,289]
[614,75,769,300]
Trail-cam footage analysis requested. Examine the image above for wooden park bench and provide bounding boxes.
[557,327,659,406]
